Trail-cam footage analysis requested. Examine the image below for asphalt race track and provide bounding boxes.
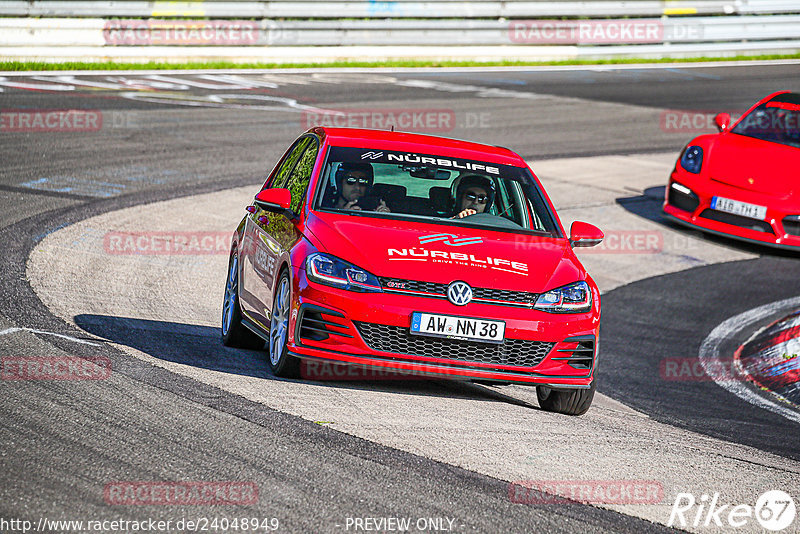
[1,63,799,533]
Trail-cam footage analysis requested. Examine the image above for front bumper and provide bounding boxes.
[664,172,800,250]
[287,268,600,387]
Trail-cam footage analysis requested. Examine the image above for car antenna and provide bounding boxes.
[391,125,395,132]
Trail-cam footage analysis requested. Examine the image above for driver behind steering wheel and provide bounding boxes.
[451,174,495,219]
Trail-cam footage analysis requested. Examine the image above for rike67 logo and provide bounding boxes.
[669,490,796,531]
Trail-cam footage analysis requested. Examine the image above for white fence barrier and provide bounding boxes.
[0,0,799,18]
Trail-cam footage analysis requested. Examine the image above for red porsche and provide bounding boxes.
[664,91,800,249]
[222,128,604,415]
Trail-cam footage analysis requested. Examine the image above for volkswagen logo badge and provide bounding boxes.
[447,281,473,306]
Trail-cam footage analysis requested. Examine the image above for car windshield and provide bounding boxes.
[731,94,800,149]
[314,146,560,235]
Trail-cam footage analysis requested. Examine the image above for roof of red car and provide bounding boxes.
[311,127,526,167]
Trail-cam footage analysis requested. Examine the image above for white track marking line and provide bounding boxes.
[699,295,800,425]
[0,327,101,346]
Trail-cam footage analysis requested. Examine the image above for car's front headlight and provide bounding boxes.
[679,145,703,174]
[534,281,592,313]
[306,253,382,293]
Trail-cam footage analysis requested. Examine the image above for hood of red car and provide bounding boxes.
[305,212,584,293]
[705,133,799,199]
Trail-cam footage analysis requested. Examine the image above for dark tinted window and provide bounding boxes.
[269,137,313,190]
[284,138,319,213]
[732,94,800,149]
[315,146,559,235]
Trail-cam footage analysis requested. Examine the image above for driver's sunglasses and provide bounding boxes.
[345,175,370,186]
[465,192,489,204]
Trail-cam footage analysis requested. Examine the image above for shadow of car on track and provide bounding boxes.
[74,314,539,409]
[616,186,800,258]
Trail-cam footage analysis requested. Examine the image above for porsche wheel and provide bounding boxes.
[537,380,596,416]
[222,252,264,349]
[268,270,300,378]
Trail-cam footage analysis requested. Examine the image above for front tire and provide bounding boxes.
[222,252,264,349]
[268,270,300,378]
[537,380,596,416]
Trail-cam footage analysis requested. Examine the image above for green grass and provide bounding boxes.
[2,52,800,71]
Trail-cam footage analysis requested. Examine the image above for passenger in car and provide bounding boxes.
[451,174,495,219]
[325,162,390,212]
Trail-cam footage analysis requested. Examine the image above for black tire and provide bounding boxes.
[222,252,265,349]
[267,269,300,378]
[536,380,596,416]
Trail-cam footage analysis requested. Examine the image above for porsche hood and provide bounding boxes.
[705,133,800,199]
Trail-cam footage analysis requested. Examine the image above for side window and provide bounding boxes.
[268,137,312,190]
[284,138,319,213]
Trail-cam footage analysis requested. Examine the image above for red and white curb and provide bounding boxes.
[699,296,800,425]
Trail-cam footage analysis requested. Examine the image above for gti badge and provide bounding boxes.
[447,281,473,306]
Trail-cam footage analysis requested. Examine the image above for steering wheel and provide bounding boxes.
[459,212,522,229]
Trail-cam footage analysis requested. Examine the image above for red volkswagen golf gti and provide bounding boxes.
[222,128,604,415]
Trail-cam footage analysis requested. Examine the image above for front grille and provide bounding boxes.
[699,209,774,234]
[355,322,554,368]
[379,277,538,307]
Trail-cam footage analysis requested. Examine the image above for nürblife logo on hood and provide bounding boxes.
[387,242,528,275]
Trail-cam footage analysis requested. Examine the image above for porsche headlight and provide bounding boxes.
[534,281,592,313]
[680,145,703,174]
[306,253,382,293]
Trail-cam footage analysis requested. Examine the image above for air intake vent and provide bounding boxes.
[667,186,700,213]
[782,216,800,237]
[699,209,774,234]
[553,335,595,370]
[297,305,352,343]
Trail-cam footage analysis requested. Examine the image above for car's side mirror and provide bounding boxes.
[254,188,296,220]
[569,221,604,248]
[714,113,731,133]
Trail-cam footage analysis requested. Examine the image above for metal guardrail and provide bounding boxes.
[1,0,798,62]
[3,16,800,46]
[1,0,799,18]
